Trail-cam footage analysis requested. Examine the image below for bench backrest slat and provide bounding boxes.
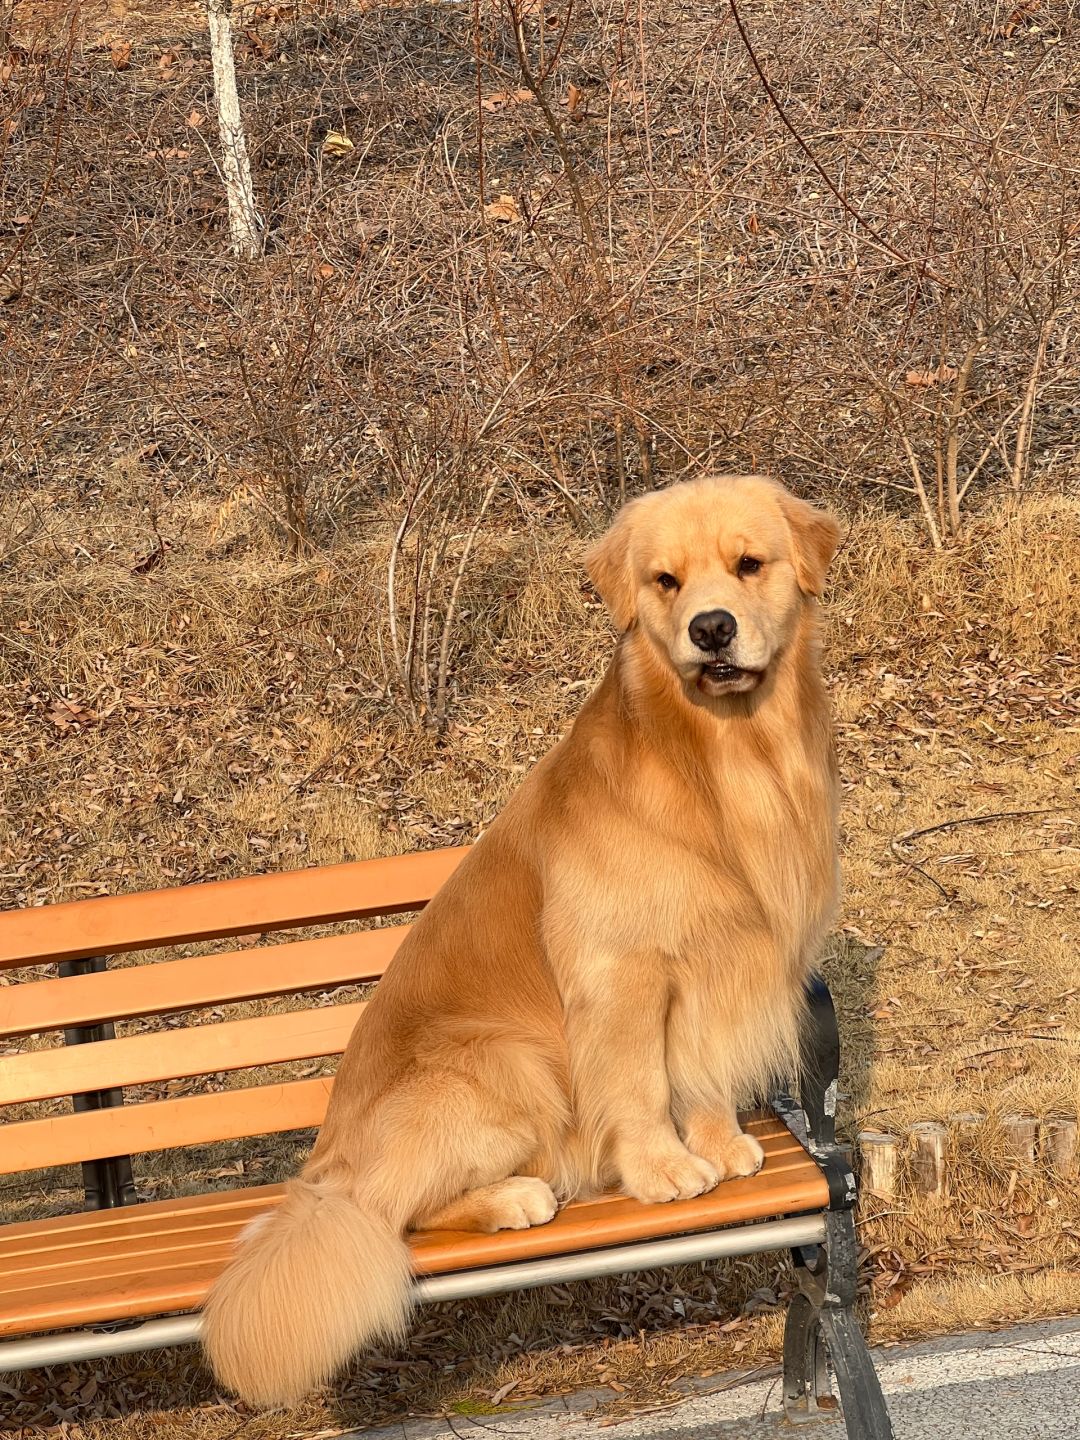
[0,848,463,968]
[0,846,469,1194]
[5,1077,333,1174]
[0,927,407,1038]
[0,1003,365,1106]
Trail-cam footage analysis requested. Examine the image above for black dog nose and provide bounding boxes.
[689,609,737,652]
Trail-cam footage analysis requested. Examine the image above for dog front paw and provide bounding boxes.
[716,1132,765,1178]
[486,1177,559,1231]
[620,1143,720,1204]
[683,1115,766,1180]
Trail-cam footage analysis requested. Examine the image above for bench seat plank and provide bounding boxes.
[0,1116,828,1339]
[1,926,408,1037]
[0,848,464,969]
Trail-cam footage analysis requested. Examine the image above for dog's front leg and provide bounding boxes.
[682,1100,765,1180]
[564,962,720,1204]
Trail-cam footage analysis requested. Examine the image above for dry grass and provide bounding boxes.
[2,496,1078,1435]
[1,0,1079,1433]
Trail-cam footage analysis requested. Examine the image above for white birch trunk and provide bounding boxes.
[206,0,262,259]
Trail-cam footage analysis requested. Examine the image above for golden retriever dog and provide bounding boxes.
[202,473,841,1407]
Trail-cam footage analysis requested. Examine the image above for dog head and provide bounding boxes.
[585,474,840,699]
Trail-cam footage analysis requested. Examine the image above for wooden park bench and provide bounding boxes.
[0,848,892,1437]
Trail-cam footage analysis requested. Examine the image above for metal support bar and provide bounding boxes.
[0,1213,825,1373]
[58,957,137,1210]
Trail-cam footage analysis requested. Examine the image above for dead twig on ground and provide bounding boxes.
[893,810,1064,848]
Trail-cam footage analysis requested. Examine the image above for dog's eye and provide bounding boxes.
[738,556,762,577]
[656,572,680,592]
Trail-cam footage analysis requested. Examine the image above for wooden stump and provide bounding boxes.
[910,1122,948,1199]
[949,1111,985,1134]
[1001,1114,1038,1166]
[857,1130,899,1199]
[1040,1115,1078,1178]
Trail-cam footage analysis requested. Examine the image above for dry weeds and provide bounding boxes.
[1,0,1078,1434]
[2,498,1078,1435]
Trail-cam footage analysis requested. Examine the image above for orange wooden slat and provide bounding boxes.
[1,1076,334,1175]
[0,1260,223,1337]
[0,1186,282,1259]
[414,1163,828,1273]
[0,926,407,1038]
[0,1118,828,1338]
[0,847,466,969]
[0,1004,364,1107]
[3,1152,816,1283]
[1,1240,245,1298]
[0,1123,806,1264]
[0,1153,817,1297]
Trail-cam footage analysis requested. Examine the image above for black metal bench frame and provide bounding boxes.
[774,977,892,1437]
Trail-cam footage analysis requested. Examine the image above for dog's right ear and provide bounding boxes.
[585,508,637,632]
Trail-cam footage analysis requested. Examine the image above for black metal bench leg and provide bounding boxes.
[782,1291,833,1423]
[784,1211,892,1438]
[819,1307,892,1440]
[775,976,892,1436]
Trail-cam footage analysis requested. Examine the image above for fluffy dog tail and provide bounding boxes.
[201,1176,413,1408]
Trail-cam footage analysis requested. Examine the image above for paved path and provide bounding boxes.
[353,1318,1080,1440]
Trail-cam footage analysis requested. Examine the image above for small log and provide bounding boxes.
[1001,1113,1038,1166]
[857,1130,899,1200]
[910,1122,948,1199]
[949,1112,984,1157]
[949,1110,985,1133]
[1040,1115,1078,1178]
[207,0,263,260]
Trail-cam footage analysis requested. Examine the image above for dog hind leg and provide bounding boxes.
[414,1175,558,1233]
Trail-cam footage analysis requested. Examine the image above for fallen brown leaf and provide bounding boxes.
[484,193,521,224]
[906,362,958,387]
[481,88,533,113]
[48,698,96,731]
[322,131,354,158]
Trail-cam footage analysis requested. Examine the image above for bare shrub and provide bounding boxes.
[2,0,1076,693]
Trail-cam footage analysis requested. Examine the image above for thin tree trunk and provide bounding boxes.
[1011,311,1057,492]
[944,337,981,539]
[206,0,262,260]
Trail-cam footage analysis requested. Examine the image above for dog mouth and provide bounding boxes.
[696,662,764,696]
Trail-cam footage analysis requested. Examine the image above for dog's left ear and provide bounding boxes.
[777,490,841,598]
[585,507,638,631]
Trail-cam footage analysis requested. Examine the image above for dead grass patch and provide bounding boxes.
[1,496,1078,1434]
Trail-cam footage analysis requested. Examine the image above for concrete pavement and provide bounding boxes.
[351,1318,1080,1440]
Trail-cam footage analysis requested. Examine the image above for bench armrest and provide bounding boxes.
[770,975,856,1211]
[799,973,839,1150]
